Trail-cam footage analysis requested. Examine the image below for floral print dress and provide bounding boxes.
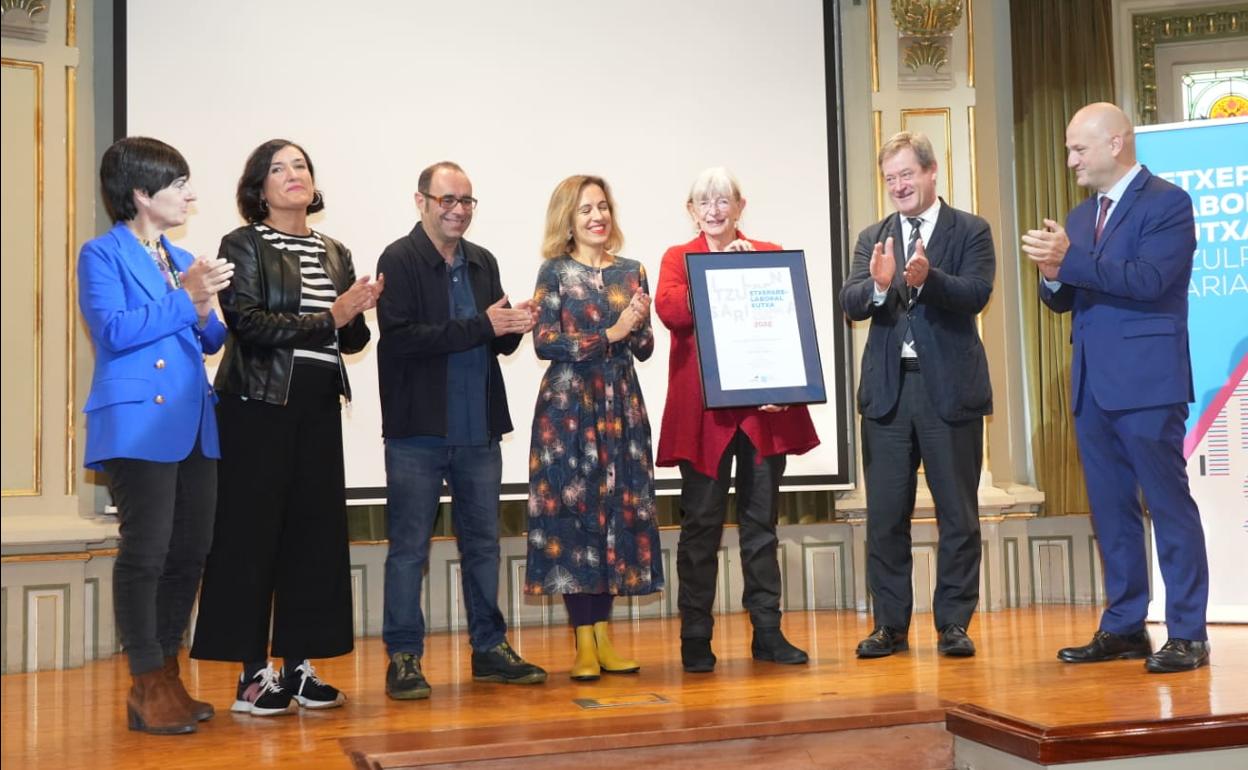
[525,255,665,597]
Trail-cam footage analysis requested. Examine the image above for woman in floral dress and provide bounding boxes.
[525,175,664,680]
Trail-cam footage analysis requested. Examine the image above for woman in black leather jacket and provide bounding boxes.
[191,139,382,716]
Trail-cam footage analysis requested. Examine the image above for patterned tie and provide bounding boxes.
[1094,196,1112,244]
[906,217,923,262]
[901,216,923,347]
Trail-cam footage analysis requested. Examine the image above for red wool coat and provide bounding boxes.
[654,232,820,478]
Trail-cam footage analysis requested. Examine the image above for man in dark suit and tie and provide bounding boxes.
[840,132,995,658]
[1022,102,1210,673]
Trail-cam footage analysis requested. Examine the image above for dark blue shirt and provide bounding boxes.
[407,245,489,447]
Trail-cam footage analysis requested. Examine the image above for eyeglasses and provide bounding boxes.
[883,169,917,187]
[694,197,733,212]
[420,191,478,211]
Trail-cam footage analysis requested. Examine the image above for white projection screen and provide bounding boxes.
[122,0,851,500]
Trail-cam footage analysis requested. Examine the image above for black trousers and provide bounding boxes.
[862,366,982,632]
[191,366,353,662]
[103,442,216,675]
[677,429,786,639]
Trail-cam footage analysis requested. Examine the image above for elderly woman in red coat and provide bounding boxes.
[655,167,820,673]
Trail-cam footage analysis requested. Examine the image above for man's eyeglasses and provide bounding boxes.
[420,191,479,211]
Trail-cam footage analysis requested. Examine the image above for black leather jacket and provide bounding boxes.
[213,225,370,405]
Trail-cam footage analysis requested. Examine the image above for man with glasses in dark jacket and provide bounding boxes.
[376,161,545,700]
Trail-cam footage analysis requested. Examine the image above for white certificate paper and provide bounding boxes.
[705,267,808,391]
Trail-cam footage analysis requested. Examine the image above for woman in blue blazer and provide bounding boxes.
[79,137,234,735]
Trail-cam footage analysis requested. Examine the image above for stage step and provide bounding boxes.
[947,704,1248,768]
[342,693,953,769]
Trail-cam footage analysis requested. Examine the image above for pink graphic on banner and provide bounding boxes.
[1185,352,1248,459]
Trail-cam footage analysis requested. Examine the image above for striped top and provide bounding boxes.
[254,223,340,369]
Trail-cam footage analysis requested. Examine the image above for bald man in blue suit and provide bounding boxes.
[1023,102,1210,673]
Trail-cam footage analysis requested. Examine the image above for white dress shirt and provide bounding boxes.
[873,198,941,358]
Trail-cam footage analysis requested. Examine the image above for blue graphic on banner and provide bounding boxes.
[1136,118,1248,440]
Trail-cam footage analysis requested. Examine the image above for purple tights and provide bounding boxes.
[563,593,614,627]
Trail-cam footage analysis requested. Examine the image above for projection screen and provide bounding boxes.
[122,0,851,499]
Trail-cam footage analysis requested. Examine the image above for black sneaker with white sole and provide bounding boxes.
[231,663,297,716]
[280,660,345,709]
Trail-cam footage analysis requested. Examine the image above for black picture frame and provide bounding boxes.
[685,249,827,409]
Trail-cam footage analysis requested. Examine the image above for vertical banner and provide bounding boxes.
[1137,117,1248,624]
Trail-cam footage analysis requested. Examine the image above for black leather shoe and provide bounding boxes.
[1057,629,1152,663]
[855,626,908,658]
[751,627,809,665]
[681,637,716,673]
[937,624,976,657]
[1145,639,1210,673]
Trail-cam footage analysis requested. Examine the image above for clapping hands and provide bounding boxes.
[1021,219,1069,281]
[487,294,538,336]
[627,290,651,323]
[331,274,385,328]
[181,255,235,321]
[607,289,650,342]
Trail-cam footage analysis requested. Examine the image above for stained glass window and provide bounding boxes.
[1182,67,1248,120]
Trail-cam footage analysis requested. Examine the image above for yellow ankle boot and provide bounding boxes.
[593,621,640,674]
[570,625,601,680]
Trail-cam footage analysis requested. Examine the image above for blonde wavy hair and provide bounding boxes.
[540,175,625,259]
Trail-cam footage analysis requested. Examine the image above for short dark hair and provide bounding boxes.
[99,137,190,223]
[236,139,325,222]
[417,161,466,194]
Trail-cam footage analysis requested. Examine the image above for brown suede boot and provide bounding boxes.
[163,656,215,721]
[127,668,197,735]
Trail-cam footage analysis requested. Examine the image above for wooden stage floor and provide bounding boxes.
[3,606,1245,769]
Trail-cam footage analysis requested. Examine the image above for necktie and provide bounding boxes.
[901,217,923,347]
[1094,196,1112,244]
[906,217,923,261]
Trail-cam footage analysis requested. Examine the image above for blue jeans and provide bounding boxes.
[382,438,507,657]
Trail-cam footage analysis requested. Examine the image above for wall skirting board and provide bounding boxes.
[1,512,1119,674]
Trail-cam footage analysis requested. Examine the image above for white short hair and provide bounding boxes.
[688,166,742,203]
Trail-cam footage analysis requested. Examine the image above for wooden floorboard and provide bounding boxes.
[2,606,1245,769]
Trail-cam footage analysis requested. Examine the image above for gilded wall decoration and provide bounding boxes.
[0,0,49,43]
[891,0,964,89]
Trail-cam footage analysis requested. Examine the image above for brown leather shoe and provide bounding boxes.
[163,656,215,721]
[127,668,197,735]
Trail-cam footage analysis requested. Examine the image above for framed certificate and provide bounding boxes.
[685,249,827,409]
